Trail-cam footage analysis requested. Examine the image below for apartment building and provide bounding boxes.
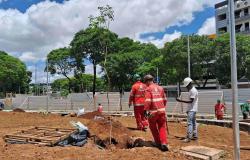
[215,0,250,34]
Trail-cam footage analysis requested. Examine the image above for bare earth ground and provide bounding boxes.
[0,112,249,160]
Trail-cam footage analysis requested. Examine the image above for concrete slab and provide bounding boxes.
[180,146,225,160]
[180,150,210,160]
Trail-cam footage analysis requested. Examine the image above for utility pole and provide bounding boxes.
[156,67,159,84]
[228,0,240,159]
[35,63,37,96]
[46,59,49,112]
[187,35,191,77]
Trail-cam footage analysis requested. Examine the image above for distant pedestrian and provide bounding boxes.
[214,99,226,120]
[144,74,168,151]
[240,100,250,119]
[97,103,103,113]
[129,74,148,131]
[0,102,4,110]
[176,77,198,143]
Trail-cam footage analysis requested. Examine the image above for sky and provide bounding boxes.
[0,0,223,83]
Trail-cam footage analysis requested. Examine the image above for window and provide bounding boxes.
[218,14,226,21]
[245,22,249,31]
[235,10,241,18]
[244,8,249,16]
[235,24,242,33]
[218,27,227,33]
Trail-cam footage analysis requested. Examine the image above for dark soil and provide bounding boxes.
[12,108,25,112]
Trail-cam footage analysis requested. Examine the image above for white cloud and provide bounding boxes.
[85,64,103,77]
[197,17,216,35]
[0,0,220,82]
[19,52,43,63]
[0,0,218,56]
[141,31,182,48]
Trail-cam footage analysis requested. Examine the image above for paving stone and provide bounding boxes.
[180,145,225,160]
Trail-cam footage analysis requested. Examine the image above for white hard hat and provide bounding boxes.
[183,77,193,87]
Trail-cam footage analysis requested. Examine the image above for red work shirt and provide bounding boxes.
[97,105,103,113]
[215,103,225,116]
[129,81,146,107]
[144,83,167,113]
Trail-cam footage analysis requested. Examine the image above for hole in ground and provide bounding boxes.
[92,135,155,150]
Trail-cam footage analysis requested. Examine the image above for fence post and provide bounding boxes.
[119,93,122,111]
[70,96,73,111]
[46,95,49,112]
[27,97,30,110]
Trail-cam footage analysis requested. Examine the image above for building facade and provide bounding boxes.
[215,0,250,35]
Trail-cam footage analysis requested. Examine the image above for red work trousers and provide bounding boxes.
[148,112,168,145]
[216,114,223,120]
[134,106,148,130]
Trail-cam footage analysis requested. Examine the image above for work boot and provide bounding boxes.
[183,138,191,143]
[151,142,160,148]
[191,137,198,141]
[160,144,169,152]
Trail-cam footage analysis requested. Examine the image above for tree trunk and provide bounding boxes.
[203,78,208,88]
[178,80,182,96]
[119,88,123,111]
[93,63,96,98]
[66,78,71,93]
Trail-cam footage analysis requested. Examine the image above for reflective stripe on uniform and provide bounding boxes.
[152,98,165,102]
[146,98,166,102]
[149,108,166,113]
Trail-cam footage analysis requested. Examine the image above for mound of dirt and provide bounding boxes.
[78,111,103,119]
[12,108,25,112]
[86,116,133,149]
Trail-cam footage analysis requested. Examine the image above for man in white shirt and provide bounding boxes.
[176,77,198,143]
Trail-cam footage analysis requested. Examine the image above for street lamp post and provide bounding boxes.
[46,60,49,112]
[188,35,191,77]
[228,0,240,159]
[156,67,159,84]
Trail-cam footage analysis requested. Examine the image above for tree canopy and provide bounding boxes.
[45,5,250,91]
[0,51,31,94]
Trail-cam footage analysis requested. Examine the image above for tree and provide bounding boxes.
[161,36,190,85]
[104,51,145,91]
[0,51,31,94]
[103,41,161,91]
[214,33,250,85]
[46,48,74,92]
[161,35,216,87]
[70,5,117,97]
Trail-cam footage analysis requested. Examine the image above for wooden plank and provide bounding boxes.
[35,126,75,131]
[5,135,57,142]
[4,126,77,146]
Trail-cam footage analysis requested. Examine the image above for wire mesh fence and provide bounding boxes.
[2,89,250,114]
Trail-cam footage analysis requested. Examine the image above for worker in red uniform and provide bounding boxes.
[144,74,168,152]
[97,103,103,113]
[129,74,148,131]
[214,99,225,120]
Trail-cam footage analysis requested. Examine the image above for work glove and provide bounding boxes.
[144,110,151,118]
[128,103,132,108]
